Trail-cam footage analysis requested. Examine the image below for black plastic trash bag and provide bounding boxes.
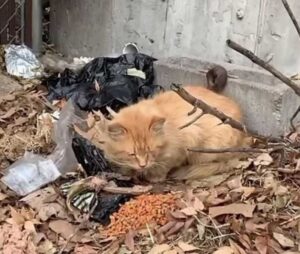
[90,193,131,225]
[72,133,111,176]
[43,53,163,112]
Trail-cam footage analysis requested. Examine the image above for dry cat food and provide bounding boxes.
[103,193,177,236]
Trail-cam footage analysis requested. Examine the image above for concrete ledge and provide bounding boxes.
[154,57,300,138]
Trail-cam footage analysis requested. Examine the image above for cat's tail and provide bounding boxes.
[206,65,228,93]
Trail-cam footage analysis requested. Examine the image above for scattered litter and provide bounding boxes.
[1,101,78,196]
[5,44,44,79]
[1,152,61,196]
[43,53,163,112]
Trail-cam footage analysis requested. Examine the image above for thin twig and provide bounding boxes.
[179,112,204,129]
[280,214,300,226]
[146,223,155,244]
[171,84,282,143]
[227,39,300,96]
[188,146,283,153]
[277,167,300,174]
[290,105,300,132]
[208,233,236,240]
[281,0,300,38]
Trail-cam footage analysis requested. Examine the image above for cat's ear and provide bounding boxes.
[107,123,126,138]
[150,117,166,133]
[93,110,108,131]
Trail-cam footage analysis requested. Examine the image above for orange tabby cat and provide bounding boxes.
[96,70,250,183]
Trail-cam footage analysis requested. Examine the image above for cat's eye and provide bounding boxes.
[128,153,136,157]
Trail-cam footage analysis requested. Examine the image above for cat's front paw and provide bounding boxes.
[145,174,167,183]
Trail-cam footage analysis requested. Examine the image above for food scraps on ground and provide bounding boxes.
[103,193,178,237]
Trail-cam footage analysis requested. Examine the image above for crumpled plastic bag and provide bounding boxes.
[5,44,44,79]
[72,133,111,176]
[1,101,78,196]
[43,53,163,112]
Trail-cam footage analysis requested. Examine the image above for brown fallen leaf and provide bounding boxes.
[170,211,188,219]
[74,245,98,254]
[21,187,69,221]
[192,197,205,211]
[238,234,251,250]
[213,246,235,254]
[124,229,135,252]
[166,221,185,236]
[20,187,57,210]
[245,220,268,234]
[0,107,17,120]
[183,217,195,231]
[37,239,57,254]
[102,240,120,254]
[229,239,247,254]
[177,241,198,252]
[157,221,177,234]
[0,192,8,201]
[227,176,242,189]
[231,187,256,199]
[49,220,82,242]
[180,207,197,216]
[254,236,268,254]
[38,203,69,221]
[164,250,178,254]
[273,232,295,248]
[148,244,171,254]
[254,153,273,166]
[7,206,25,225]
[209,203,256,218]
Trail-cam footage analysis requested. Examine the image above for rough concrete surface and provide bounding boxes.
[154,57,300,138]
[50,0,300,75]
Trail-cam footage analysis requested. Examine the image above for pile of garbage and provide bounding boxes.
[1,43,164,225]
[2,43,300,254]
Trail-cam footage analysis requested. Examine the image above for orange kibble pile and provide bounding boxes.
[104,193,177,236]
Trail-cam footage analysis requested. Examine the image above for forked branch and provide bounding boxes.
[171,84,282,143]
[226,39,300,96]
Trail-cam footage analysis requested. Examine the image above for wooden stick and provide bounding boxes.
[179,112,204,130]
[281,0,300,38]
[290,105,300,132]
[171,84,282,143]
[226,39,300,96]
[188,147,282,153]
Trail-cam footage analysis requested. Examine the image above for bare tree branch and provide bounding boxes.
[226,39,300,97]
[282,0,300,39]
[188,147,283,153]
[171,84,282,143]
[290,105,300,132]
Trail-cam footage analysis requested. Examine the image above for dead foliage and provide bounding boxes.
[0,89,55,169]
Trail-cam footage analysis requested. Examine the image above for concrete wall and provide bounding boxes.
[50,0,300,75]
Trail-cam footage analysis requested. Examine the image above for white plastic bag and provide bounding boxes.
[5,44,44,79]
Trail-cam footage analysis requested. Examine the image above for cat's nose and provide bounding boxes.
[138,160,147,168]
[136,155,148,168]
